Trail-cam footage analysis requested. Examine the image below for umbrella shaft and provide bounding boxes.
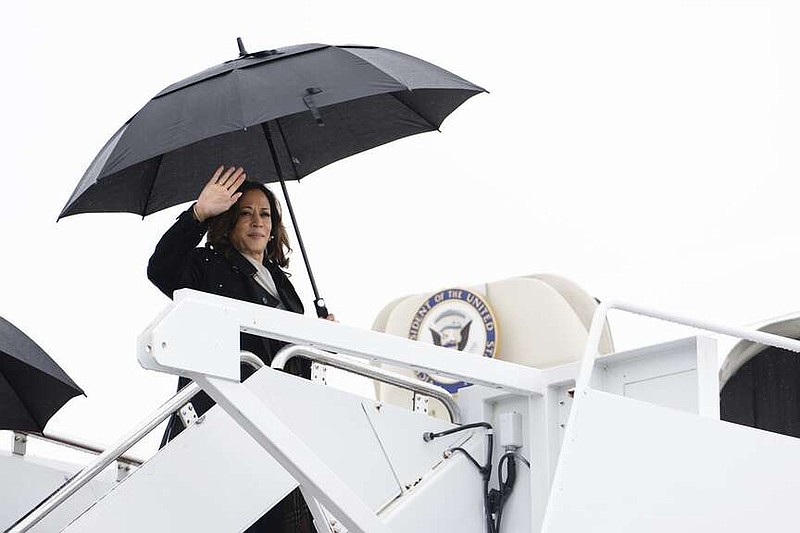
[261,124,322,301]
[277,176,319,299]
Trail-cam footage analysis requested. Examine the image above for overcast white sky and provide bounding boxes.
[3,0,800,458]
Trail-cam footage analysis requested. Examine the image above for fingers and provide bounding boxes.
[209,165,225,184]
[218,166,245,189]
[229,171,246,192]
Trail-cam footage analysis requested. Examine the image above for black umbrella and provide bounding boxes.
[0,315,84,433]
[59,40,485,317]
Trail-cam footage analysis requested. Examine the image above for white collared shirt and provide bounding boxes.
[241,253,285,310]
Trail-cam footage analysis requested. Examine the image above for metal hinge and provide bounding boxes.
[179,402,199,428]
[12,432,27,456]
[311,362,328,385]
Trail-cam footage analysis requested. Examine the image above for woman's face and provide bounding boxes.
[230,189,272,262]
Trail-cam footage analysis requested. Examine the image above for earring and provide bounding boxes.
[269,235,275,241]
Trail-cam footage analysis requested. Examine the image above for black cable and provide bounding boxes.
[422,423,528,532]
[423,423,496,531]
[422,422,493,442]
[448,447,483,472]
[513,451,531,469]
[493,451,517,532]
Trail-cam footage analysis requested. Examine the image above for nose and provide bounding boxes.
[250,214,263,227]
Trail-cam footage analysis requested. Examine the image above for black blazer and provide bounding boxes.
[148,206,310,441]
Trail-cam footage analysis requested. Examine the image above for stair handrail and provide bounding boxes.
[5,351,262,533]
[271,344,462,423]
[10,431,145,466]
[577,300,800,394]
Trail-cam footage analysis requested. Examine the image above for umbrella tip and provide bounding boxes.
[237,37,248,57]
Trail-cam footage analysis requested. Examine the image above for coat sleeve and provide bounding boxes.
[147,206,209,298]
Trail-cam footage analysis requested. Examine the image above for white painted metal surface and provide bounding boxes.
[142,289,544,395]
[382,440,485,532]
[592,336,719,418]
[32,291,800,533]
[61,388,297,533]
[62,368,483,532]
[8,383,201,533]
[0,453,115,533]
[138,297,240,381]
[542,389,800,532]
[132,289,544,532]
[577,300,800,395]
[244,367,467,510]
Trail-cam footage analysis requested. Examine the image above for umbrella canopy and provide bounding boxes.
[0,315,84,433]
[59,41,485,316]
[59,42,485,218]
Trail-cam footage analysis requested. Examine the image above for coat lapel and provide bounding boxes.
[266,261,303,314]
[226,251,280,307]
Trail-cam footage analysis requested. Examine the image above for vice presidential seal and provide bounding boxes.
[408,288,498,392]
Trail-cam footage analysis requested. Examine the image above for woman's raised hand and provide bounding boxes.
[193,166,247,222]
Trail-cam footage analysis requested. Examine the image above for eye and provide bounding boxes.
[260,210,270,218]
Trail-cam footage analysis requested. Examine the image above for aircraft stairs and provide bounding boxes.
[6,291,800,533]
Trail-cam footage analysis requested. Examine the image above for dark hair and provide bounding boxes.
[206,181,292,268]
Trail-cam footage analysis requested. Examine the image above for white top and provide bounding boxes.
[241,254,284,310]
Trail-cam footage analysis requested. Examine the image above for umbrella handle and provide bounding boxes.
[314,298,329,319]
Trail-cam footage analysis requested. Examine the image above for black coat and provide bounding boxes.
[148,206,311,436]
[148,206,315,532]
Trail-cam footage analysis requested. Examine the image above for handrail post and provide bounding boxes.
[12,432,27,457]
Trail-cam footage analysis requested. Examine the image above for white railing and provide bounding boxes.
[137,289,547,533]
[577,300,800,394]
[271,344,463,423]
[5,352,264,533]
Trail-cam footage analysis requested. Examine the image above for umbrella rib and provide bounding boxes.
[274,118,302,180]
[388,92,440,133]
[233,69,246,130]
[0,369,43,431]
[140,156,164,217]
[339,47,440,131]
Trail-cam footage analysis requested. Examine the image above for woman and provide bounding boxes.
[148,165,322,532]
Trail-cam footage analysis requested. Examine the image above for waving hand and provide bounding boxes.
[193,166,247,222]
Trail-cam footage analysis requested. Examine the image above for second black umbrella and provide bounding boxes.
[0,315,84,433]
